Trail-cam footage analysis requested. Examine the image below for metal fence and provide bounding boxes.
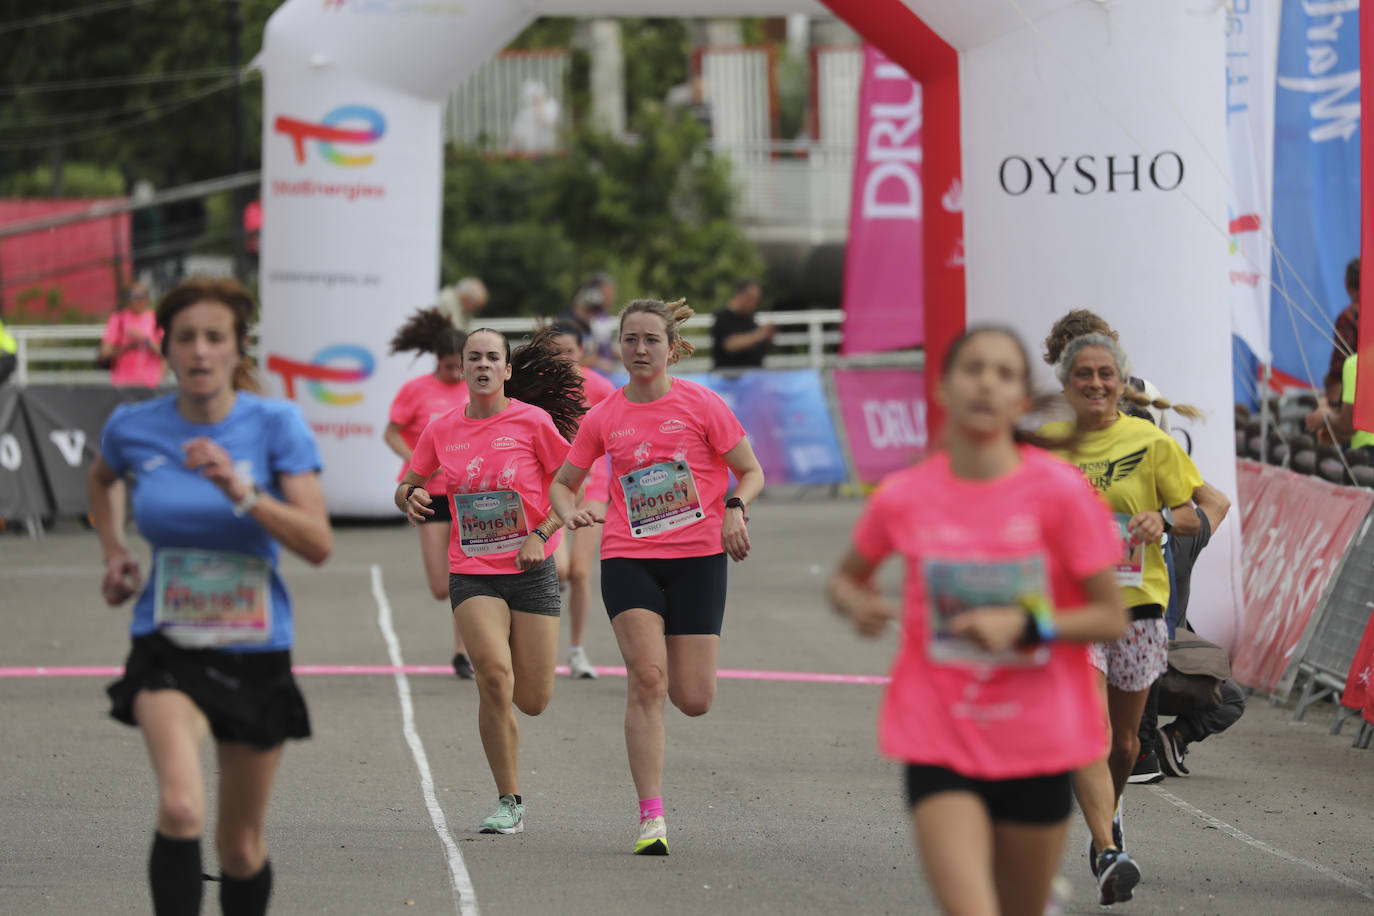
[8,310,918,386]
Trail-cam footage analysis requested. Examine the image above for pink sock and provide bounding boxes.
[639,797,664,821]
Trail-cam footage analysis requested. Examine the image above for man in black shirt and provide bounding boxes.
[711,279,775,370]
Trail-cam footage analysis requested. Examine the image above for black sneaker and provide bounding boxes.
[452,653,475,680]
[1095,847,1141,905]
[1157,724,1191,777]
[1126,750,1164,784]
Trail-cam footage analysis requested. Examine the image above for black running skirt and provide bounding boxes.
[107,632,311,750]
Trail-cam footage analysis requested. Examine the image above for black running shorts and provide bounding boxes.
[904,764,1073,824]
[600,554,728,636]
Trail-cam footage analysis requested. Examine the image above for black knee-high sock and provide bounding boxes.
[220,860,272,916]
[148,832,204,916]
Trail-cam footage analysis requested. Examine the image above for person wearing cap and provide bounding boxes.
[100,282,165,388]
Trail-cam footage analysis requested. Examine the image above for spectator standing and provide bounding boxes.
[437,277,489,333]
[0,315,16,385]
[101,283,166,388]
[1306,257,1360,436]
[710,279,775,370]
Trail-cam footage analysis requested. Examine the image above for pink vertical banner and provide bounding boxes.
[840,46,924,356]
[833,368,926,483]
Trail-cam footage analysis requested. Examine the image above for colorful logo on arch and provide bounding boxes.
[274,105,386,166]
[266,344,375,405]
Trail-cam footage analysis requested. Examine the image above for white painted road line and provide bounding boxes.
[371,564,479,916]
[1150,785,1374,903]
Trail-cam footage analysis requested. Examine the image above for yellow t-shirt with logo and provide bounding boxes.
[1041,413,1203,609]
[1340,355,1374,449]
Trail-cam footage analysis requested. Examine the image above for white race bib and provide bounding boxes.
[454,490,529,556]
[619,460,704,538]
[153,549,272,648]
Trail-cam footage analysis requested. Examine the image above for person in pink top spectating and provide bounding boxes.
[384,308,474,678]
[100,282,166,387]
[829,327,1128,916]
[396,326,584,837]
[549,298,765,857]
[549,322,616,680]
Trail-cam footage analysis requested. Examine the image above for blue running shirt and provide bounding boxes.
[99,393,322,651]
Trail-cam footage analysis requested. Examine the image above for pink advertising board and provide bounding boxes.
[840,45,924,356]
[833,368,926,484]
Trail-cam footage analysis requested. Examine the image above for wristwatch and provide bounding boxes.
[231,484,261,517]
[1160,505,1175,535]
[724,497,746,512]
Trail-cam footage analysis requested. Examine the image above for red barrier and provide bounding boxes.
[1340,614,1374,715]
[1233,460,1374,693]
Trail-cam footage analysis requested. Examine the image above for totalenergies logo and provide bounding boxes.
[274,105,386,166]
[267,344,375,405]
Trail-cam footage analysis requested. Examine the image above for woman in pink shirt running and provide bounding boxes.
[829,326,1128,916]
[550,298,765,857]
[396,326,583,837]
[549,322,617,680]
[383,308,473,678]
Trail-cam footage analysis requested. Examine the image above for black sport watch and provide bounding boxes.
[724,497,746,512]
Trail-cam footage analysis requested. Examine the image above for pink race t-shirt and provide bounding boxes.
[409,399,569,575]
[851,445,1120,780]
[102,309,165,387]
[578,367,617,504]
[388,373,470,489]
[567,377,746,560]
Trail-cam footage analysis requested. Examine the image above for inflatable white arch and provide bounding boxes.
[258,0,1239,645]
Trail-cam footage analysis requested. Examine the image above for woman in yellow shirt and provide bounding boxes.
[1041,332,1203,904]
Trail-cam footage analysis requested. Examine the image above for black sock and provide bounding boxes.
[220,860,273,916]
[148,833,203,916]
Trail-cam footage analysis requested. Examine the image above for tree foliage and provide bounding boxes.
[0,0,275,195]
[442,106,762,319]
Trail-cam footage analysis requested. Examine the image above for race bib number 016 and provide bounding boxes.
[153,549,271,648]
[455,490,529,556]
[620,460,704,538]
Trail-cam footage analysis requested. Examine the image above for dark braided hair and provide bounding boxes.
[467,326,586,441]
[389,307,466,358]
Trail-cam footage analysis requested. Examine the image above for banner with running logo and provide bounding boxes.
[1268,0,1361,391]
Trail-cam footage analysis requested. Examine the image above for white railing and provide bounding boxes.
[9,310,919,385]
[711,141,855,246]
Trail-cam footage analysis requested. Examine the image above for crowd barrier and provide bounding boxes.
[1232,460,1374,745]
[0,367,927,532]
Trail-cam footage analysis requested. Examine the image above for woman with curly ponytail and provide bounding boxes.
[384,308,474,678]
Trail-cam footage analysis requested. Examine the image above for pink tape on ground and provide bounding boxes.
[0,664,890,685]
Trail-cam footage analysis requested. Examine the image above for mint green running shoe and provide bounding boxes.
[480,795,525,835]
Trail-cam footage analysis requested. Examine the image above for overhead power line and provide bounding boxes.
[0,71,260,131]
[0,67,238,96]
[0,0,151,37]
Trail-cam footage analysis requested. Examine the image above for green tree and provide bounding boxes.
[441,107,762,319]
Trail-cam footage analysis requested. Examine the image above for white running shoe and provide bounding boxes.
[569,646,598,679]
[634,815,668,855]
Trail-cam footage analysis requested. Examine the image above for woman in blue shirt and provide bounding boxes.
[88,277,332,916]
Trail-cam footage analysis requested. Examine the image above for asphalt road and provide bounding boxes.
[2,498,1371,915]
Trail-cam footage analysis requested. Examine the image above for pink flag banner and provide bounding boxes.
[833,368,926,484]
[840,45,924,356]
